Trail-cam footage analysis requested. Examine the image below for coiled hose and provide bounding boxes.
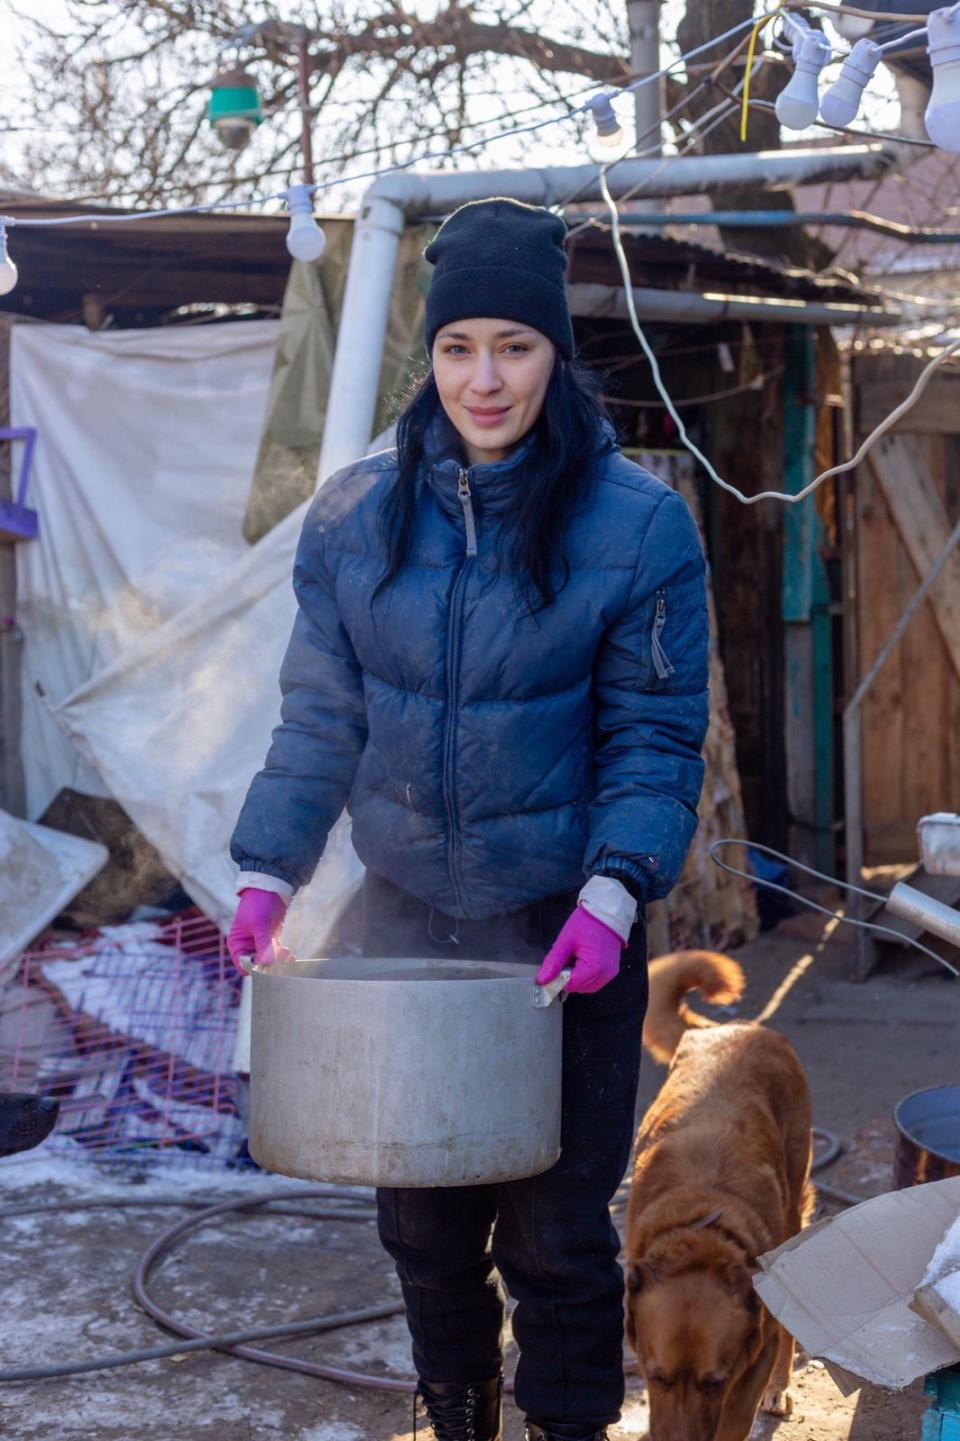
[0,1127,849,1388]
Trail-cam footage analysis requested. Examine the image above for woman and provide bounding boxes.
[228,197,709,1441]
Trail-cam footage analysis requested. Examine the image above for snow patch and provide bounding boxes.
[297,1424,364,1441]
[923,1214,960,1286]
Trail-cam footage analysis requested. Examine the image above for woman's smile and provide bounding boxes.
[432,318,555,465]
[465,405,512,427]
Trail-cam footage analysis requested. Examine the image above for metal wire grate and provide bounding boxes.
[0,912,245,1167]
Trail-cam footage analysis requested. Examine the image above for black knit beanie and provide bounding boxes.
[424,198,574,360]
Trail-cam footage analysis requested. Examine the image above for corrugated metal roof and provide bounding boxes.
[568,219,886,306]
[0,186,888,325]
[0,193,326,323]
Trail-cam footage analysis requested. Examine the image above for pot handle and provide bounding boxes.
[533,967,573,1008]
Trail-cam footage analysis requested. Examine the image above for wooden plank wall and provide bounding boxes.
[852,352,960,864]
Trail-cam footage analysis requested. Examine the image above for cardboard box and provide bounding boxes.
[753,1177,960,1392]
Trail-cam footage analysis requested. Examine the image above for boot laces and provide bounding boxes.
[413,1382,480,1440]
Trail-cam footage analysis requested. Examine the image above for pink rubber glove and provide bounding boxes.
[227,888,289,975]
[536,904,625,995]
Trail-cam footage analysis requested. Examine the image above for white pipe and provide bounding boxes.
[318,191,407,479]
[367,144,893,209]
[887,882,960,950]
[317,144,897,482]
[567,281,900,328]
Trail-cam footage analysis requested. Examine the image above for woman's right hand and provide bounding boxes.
[227,888,289,974]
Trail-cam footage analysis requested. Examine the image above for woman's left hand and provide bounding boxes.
[536,904,625,995]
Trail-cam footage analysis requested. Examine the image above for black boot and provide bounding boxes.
[524,1424,609,1441]
[418,1376,502,1440]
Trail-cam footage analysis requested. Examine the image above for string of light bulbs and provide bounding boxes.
[758,1,960,146]
[0,10,809,299]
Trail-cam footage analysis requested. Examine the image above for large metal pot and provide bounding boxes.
[894,1084,960,1190]
[248,956,564,1187]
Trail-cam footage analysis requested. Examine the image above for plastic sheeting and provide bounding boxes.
[21,263,428,956]
[243,226,430,541]
[52,495,362,956]
[11,291,424,956]
[11,320,281,818]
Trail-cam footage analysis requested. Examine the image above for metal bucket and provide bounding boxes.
[894,1084,960,1189]
[248,956,564,1188]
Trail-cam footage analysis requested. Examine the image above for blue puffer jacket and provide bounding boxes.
[231,414,710,919]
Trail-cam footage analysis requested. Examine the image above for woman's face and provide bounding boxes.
[432,318,556,466]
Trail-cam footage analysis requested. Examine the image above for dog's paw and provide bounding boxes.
[760,1384,794,1418]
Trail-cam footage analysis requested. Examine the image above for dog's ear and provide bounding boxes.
[725,1261,761,1312]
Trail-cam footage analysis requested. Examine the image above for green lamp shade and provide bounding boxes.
[208,70,263,128]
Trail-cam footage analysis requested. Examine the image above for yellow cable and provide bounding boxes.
[740,6,783,143]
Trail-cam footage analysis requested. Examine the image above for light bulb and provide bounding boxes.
[833,8,875,42]
[926,6,960,154]
[585,92,625,148]
[284,183,326,263]
[0,224,17,297]
[776,30,834,129]
[820,37,882,126]
[214,116,257,151]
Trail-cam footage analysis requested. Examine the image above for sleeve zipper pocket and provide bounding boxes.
[651,590,676,680]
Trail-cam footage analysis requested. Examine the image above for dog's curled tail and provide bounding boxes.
[642,950,746,1065]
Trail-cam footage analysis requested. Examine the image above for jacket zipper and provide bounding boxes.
[442,467,478,913]
[651,589,676,680]
[457,469,478,556]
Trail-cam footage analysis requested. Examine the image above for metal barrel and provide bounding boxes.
[894,1084,960,1190]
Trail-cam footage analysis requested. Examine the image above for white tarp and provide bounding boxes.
[11,319,281,818]
[51,496,362,956]
[12,316,363,958]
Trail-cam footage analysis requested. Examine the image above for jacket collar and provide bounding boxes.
[421,406,616,522]
[422,407,535,520]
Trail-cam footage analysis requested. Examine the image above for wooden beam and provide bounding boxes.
[869,433,960,686]
[858,368,960,437]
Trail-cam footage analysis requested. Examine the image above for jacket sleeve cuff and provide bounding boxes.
[578,875,637,943]
[235,871,295,903]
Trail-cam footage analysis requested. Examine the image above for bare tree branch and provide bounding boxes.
[3,0,638,206]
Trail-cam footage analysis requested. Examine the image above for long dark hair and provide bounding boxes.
[376,357,611,612]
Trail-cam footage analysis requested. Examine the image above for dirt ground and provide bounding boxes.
[1,913,954,1440]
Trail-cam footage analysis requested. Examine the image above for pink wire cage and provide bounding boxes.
[0,912,247,1168]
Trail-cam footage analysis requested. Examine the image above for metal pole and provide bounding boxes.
[627,0,662,154]
[296,35,315,188]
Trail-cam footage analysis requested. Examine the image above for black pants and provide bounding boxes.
[362,871,648,1430]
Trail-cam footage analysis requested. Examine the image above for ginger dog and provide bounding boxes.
[624,951,813,1441]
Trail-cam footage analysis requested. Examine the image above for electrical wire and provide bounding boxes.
[1,15,765,231]
[793,1,958,22]
[604,366,783,408]
[742,93,936,147]
[710,839,960,976]
[599,167,960,507]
